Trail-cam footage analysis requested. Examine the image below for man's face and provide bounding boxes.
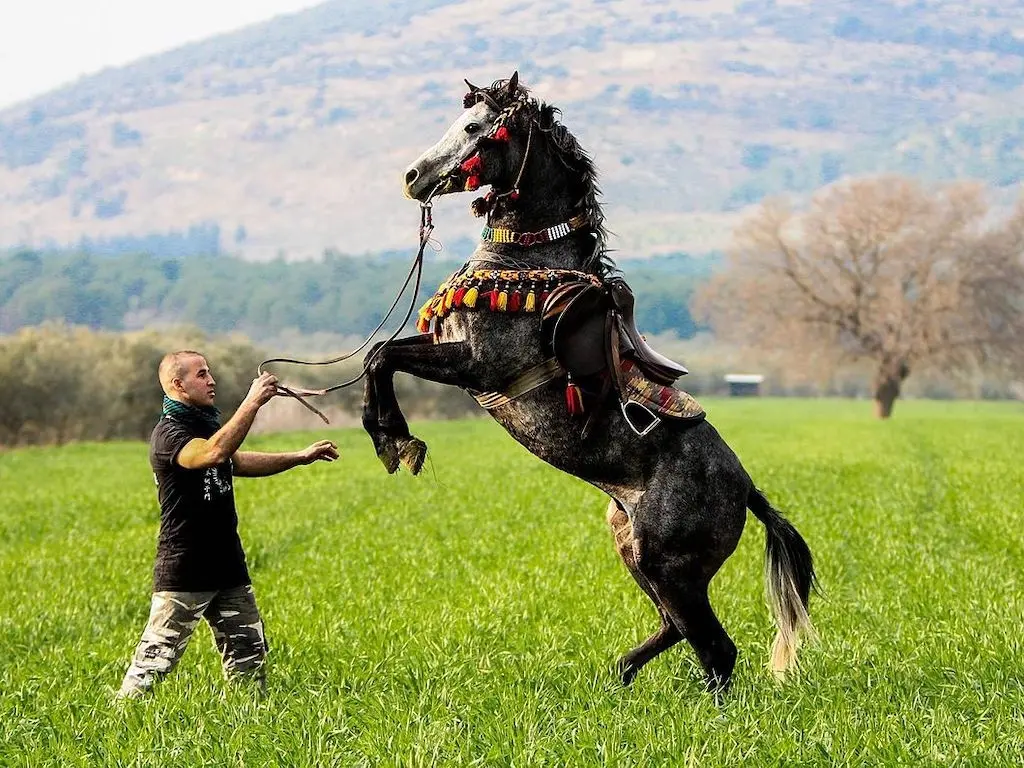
[175,355,217,408]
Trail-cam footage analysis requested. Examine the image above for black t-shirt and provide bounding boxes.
[149,416,250,591]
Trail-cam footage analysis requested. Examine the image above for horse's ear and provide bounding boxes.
[507,71,519,94]
[463,78,482,108]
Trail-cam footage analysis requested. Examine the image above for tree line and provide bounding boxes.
[0,325,486,447]
[0,249,709,339]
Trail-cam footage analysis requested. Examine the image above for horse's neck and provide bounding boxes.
[494,142,579,225]
[468,240,594,273]
[473,161,594,271]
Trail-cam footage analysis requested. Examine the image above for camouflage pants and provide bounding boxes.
[117,584,267,699]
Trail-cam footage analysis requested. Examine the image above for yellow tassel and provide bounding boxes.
[497,291,508,311]
[524,291,536,312]
[464,287,479,308]
[445,287,456,311]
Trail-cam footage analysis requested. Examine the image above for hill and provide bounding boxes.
[1,0,1022,260]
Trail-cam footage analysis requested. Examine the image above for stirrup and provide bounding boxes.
[621,399,661,437]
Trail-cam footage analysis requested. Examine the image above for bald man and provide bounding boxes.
[117,350,338,699]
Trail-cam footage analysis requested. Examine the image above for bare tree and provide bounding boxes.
[696,175,1024,418]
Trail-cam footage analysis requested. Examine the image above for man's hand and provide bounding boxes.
[300,440,339,465]
[243,372,279,409]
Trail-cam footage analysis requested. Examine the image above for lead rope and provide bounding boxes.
[257,195,438,423]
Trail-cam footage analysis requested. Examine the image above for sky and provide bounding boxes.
[0,0,325,110]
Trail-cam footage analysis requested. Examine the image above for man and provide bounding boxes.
[117,350,338,699]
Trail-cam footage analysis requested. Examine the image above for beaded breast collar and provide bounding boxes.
[480,213,590,247]
[416,267,601,335]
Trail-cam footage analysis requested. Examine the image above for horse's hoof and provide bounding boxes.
[377,442,400,474]
[398,437,427,475]
[616,657,639,687]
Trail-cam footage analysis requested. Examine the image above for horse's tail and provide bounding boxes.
[747,486,818,676]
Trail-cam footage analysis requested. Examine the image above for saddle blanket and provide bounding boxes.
[619,359,705,422]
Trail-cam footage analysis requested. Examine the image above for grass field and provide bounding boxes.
[1,398,1023,766]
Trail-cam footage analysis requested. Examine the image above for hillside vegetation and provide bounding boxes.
[1,0,1022,259]
[0,249,710,338]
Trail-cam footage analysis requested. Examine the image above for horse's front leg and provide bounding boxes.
[362,338,481,474]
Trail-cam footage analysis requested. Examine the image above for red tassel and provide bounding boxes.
[509,291,522,312]
[489,290,500,311]
[509,189,520,201]
[566,380,584,415]
[453,286,468,307]
[539,291,551,306]
[460,155,483,174]
[416,317,430,334]
[494,126,510,141]
[466,175,480,191]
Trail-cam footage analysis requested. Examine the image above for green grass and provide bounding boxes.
[1,398,1023,766]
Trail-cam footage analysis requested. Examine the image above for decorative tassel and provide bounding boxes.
[416,316,431,334]
[496,290,508,311]
[566,377,584,415]
[453,286,468,307]
[460,155,483,174]
[464,287,479,308]
[488,290,499,311]
[466,175,480,191]
[509,189,520,201]
[509,291,522,312]
[539,291,550,306]
[494,126,510,141]
[524,291,536,312]
[471,196,491,217]
[444,287,456,311]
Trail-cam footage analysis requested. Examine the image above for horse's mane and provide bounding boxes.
[467,78,616,277]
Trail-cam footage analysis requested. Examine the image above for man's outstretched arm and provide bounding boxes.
[178,372,279,470]
[233,440,339,477]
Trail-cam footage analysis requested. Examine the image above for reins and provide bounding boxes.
[257,90,543,424]
[257,194,438,423]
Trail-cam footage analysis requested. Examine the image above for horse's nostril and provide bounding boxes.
[405,168,419,186]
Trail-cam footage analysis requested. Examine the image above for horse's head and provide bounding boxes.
[403,72,531,202]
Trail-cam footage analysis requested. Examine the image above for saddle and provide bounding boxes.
[544,278,704,434]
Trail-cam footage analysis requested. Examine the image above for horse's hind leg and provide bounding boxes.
[631,482,746,692]
[607,500,681,685]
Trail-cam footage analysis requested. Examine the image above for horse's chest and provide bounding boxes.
[438,313,471,343]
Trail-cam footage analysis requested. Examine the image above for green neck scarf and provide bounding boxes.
[162,395,221,432]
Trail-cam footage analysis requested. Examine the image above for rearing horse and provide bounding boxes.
[362,73,816,691]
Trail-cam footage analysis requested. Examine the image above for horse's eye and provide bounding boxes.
[464,122,481,134]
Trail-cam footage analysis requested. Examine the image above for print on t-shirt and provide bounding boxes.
[203,465,233,501]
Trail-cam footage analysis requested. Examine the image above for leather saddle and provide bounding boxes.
[547,278,689,384]
[544,278,703,434]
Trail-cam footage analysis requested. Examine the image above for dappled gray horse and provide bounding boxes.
[362,74,816,690]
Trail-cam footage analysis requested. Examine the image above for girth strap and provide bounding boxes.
[472,358,564,409]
